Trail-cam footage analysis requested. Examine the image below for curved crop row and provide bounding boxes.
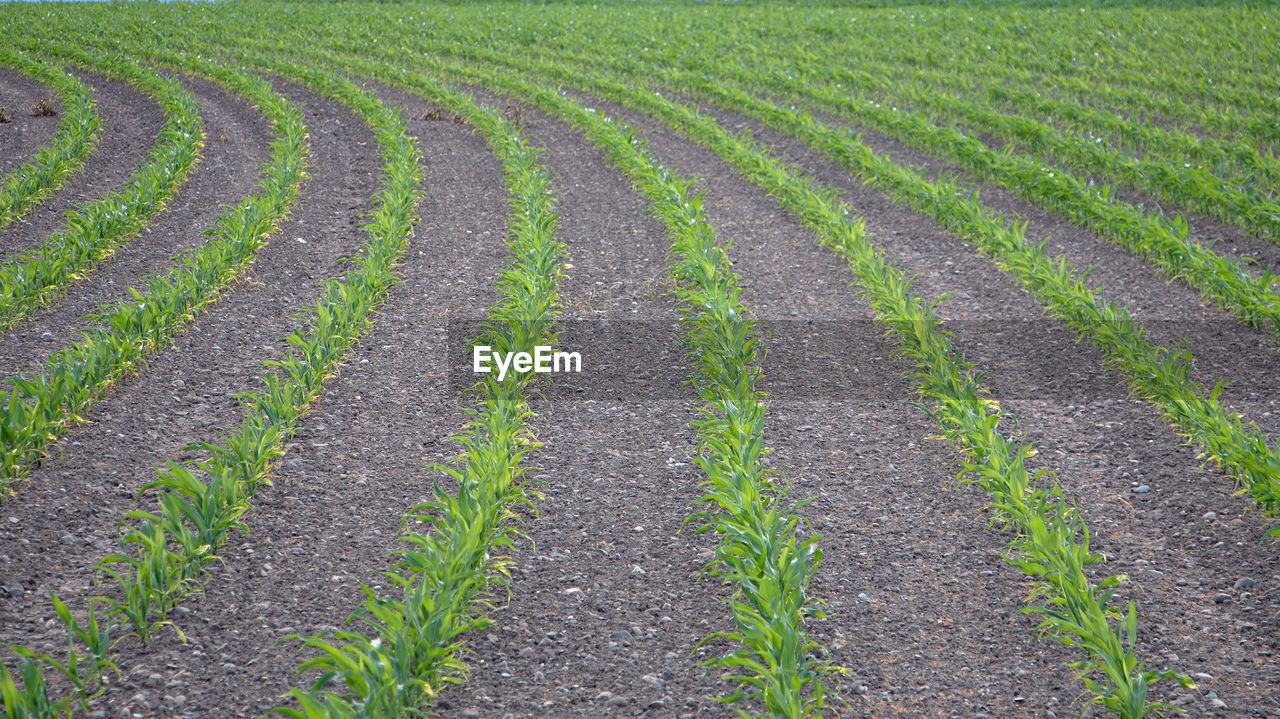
[767,48,1280,199]
[0,50,308,713]
[429,60,839,719]
[0,45,202,331]
[276,66,563,719]
[398,31,1280,531]
[426,52,1192,719]
[641,74,1280,531]
[810,7,1280,149]
[0,48,419,715]
[898,82,1280,243]
[436,39,1280,344]
[308,45,838,717]
[0,48,101,232]
[0,48,304,498]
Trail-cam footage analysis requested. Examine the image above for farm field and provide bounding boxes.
[1,2,1279,718]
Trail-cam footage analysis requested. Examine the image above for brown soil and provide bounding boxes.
[0,69,163,258]
[0,66,61,179]
[0,73,274,379]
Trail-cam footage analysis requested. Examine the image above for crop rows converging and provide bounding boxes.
[1,4,1278,719]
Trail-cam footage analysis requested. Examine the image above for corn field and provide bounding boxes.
[1,3,1278,718]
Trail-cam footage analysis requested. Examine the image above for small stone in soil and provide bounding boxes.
[1132,485,1150,493]
[607,696,630,707]
[1234,577,1255,590]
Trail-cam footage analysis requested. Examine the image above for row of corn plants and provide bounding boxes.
[422,35,1280,528]
[0,48,100,232]
[760,46,1280,199]
[0,47,312,715]
[624,70,1280,530]
[271,61,565,719]
[286,37,844,715]
[769,64,1280,245]
[808,6,1280,149]
[416,51,1195,719]
[781,59,1280,242]
[446,39,1280,343]
[490,13,1280,206]
[365,49,845,718]
[76,44,422,656]
[0,46,305,498]
[216,27,1196,713]
[306,40,842,717]
[0,44,202,331]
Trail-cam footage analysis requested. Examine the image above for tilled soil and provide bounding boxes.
[630,94,1280,716]
[0,66,61,178]
[0,79,382,705]
[0,73,273,378]
[0,69,163,257]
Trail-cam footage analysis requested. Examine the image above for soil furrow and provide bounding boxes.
[0,69,161,257]
[90,83,515,717]
[666,96,1280,716]
[0,81,379,666]
[565,91,1094,717]
[0,66,61,178]
[0,73,273,377]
